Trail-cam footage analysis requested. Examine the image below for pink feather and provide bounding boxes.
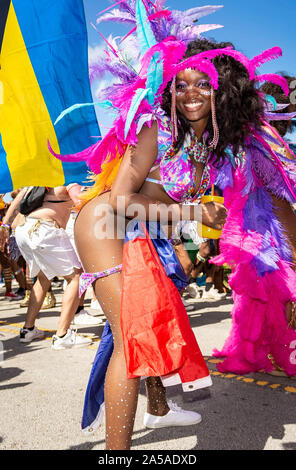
[212,171,296,376]
[184,47,251,76]
[191,45,233,60]
[254,74,289,96]
[206,48,251,72]
[48,128,124,175]
[249,47,282,79]
[90,23,120,58]
[96,1,126,16]
[145,0,157,8]
[140,37,186,76]
[120,26,137,43]
[148,10,172,21]
[47,139,98,163]
[170,57,219,89]
[86,129,125,174]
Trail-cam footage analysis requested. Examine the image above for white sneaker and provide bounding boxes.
[52,329,92,350]
[186,283,201,300]
[20,326,45,343]
[71,310,103,326]
[181,297,191,307]
[90,299,104,314]
[144,400,202,429]
[200,286,227,301]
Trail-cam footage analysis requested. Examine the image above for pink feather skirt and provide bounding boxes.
[211,170,296,376]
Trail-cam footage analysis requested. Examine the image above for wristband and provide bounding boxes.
[196,253,206,263]
[1,223,11,231]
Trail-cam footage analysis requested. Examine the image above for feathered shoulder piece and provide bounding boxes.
[237,123,296,203]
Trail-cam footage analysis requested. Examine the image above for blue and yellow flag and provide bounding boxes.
[0,0,100,192]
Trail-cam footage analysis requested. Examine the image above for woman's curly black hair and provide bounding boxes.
[162,38,264,166]
[260,75,296,137]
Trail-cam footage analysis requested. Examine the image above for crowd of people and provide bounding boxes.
[0,185,105,349]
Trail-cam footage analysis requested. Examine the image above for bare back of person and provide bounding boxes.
[28,186,73,229]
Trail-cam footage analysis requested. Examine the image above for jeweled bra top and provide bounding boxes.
[145,118,213,203]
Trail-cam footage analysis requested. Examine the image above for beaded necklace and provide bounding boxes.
[186,135,210,165]
[160,134,212,203]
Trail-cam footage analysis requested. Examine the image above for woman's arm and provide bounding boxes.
[0,188,26,250]
[66,183,82,205]
[272,195,296,267]
[2,189,26,225]
[109,122,226,227]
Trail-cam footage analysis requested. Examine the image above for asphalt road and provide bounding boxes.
[0,283,296,452]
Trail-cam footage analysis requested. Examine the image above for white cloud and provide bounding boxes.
[88,44,106,66]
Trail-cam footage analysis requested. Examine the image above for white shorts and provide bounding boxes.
[15,217,81,280]
[65,212,77,249]
[65,211,82,265]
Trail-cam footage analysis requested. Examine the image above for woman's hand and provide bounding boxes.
[201,201,227,230]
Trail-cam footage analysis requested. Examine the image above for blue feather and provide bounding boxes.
[264,94,277,111]
[146,51,163,102]
[54,101,114,125]
[225,147,244,169]
[136,0,157,56]
[125,88,152,138]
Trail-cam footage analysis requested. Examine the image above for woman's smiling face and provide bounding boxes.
[175,69,212,124]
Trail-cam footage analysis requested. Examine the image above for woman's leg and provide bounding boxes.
[75,196,172,448]
[10,259,26,290]
[24,270,51,328]
[55,268,81,336]
[74,195,140,450]
[272,197,296,326]
[145,377,170,416]
[0,251,12,294]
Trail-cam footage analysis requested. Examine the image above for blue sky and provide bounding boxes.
[83,0,296,138]
[84,0,296,75]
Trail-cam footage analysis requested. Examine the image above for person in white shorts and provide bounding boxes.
[0,185,94,349]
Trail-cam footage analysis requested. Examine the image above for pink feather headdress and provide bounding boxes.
[51,0,290,175]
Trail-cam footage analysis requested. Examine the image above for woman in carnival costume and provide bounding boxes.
[51,0,296,450]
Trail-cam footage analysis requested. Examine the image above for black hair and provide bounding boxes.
[162,38,264,166]
[260,74,296,137]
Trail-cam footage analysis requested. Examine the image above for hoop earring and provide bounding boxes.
[209,90,219,149]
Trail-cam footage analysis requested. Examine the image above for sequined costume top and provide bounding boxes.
[143,114,215,203]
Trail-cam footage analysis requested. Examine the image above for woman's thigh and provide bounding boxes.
[74,193,125,270]
[74,194,126,345]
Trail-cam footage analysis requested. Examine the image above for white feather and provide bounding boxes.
[96,9,135,25]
